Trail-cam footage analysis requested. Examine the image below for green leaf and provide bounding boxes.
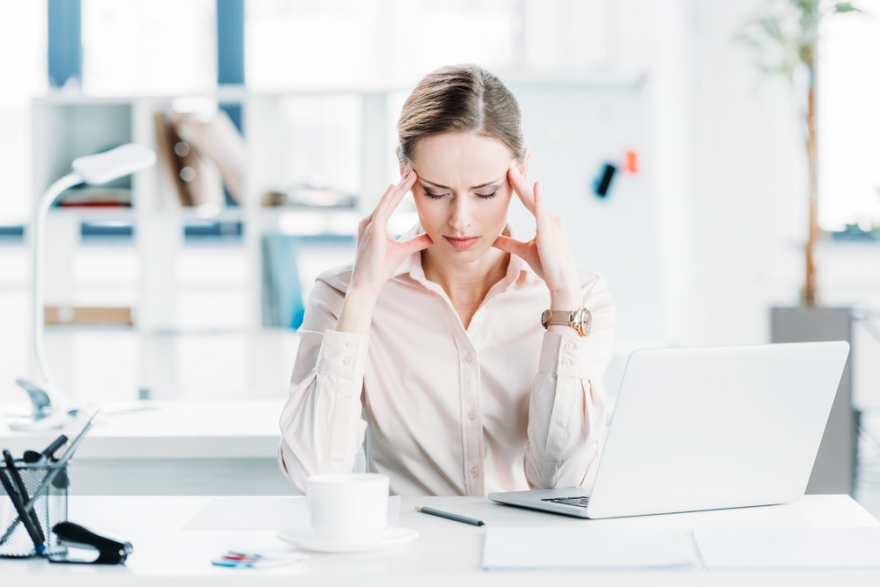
[834,2,860,14]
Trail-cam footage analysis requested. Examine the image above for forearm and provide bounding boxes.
[279,328,370,490]
[334,289,378,335]
[524,334,607,489]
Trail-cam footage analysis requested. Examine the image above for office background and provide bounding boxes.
[0,1,879,508]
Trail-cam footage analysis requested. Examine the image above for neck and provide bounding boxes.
[421,246,510,307]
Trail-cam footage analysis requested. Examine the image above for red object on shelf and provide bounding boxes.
[623,150,638,175]
[56,202,131,208]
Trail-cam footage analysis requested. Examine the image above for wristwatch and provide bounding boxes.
[541,308,591,337]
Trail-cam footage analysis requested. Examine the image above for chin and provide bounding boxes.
[440,239,495,263]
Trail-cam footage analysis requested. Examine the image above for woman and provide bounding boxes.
[278,65,615,496]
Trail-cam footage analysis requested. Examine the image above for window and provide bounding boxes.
[81,0,217,96]
[246,0,612,92]
[0,1,47,223]
[818,8,880,232]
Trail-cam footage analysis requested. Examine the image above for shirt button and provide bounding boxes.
[464,353,473,362]
[562,359,572,367]
[565,342,575,350]
[467,410,476,420]
[471,467,480,477]
[343,358,352,366]
[346,341,355,349]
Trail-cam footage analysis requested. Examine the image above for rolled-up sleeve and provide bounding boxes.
[277,277,370,493]
[524,275,615,490]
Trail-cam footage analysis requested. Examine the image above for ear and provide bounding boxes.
[518,148,532,180]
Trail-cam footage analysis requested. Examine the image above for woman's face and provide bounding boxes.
[405,132,527,265]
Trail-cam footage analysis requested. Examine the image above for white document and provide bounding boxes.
[482,527,698,570]
[694,527,880,569]
[182,495,401,531]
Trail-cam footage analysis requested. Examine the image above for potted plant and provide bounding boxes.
[737,0,860,305]
[737,0,862,496]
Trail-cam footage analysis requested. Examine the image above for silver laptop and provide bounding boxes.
[490,341,850,519]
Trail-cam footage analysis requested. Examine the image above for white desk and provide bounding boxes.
[1,400,293,495]
[2,495,879,586]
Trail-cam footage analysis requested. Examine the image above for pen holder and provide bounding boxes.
[0,461,68,557]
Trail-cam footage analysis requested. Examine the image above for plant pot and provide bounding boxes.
[771,307,857,495]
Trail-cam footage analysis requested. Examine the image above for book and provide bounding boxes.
[173,110,246,205]
[153,111,228,207]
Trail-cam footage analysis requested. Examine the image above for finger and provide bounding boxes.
[507,163,536,215]
[374,183,397,219]
[385,168,418,216]
[533,181,547,219]
[397,233,433,256]
[492,235,530,259]
[357,212,374,242]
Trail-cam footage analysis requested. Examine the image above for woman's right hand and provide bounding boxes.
[349,167,433,298]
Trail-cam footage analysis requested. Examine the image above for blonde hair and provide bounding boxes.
[397,64,525,164]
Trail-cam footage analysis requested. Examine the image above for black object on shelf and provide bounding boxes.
[593,163,617,198]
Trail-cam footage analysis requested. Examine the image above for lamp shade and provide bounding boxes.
[72,144,157,185]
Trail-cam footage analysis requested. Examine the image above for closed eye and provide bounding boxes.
[422,189,499,200]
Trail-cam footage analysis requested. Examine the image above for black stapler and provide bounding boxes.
[48,522,133,565]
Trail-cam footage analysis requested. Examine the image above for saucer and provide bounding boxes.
[278,527,418,553]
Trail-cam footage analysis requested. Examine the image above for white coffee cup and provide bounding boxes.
[306,473,389,541]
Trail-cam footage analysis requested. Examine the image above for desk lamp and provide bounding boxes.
[12,144,156,432]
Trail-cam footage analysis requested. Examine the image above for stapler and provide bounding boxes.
[48,522,133,565]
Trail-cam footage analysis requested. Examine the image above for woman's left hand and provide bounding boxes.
[493,162,583,309]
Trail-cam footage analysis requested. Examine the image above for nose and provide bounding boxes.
[448,195,474,233]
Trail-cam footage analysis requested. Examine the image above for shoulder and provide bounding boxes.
[315,263,354,296]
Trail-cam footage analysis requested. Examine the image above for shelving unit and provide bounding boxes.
[27,88,418,400]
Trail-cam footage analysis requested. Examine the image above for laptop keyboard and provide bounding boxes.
[541,496,590,508]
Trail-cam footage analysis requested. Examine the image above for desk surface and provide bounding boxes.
[1,400,285,459]
[2,495,880,586]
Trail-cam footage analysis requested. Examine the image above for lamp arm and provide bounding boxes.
[32,172,84,386]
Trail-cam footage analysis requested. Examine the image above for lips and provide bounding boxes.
[444,236,480,250]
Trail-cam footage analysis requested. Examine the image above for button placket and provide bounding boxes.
[457,339,483,495]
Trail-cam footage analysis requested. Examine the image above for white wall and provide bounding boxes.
[652,0,809,349]
[647,0,880,408]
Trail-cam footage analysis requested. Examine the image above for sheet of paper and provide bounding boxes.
[694,527,880,569]
[182,495,401,531]
[482,527,698,570]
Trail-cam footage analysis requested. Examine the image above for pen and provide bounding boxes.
[415,505,485,527]
[3,450,45,544]
[0,468,45,553]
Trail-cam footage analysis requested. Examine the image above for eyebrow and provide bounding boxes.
[419,176,506,191]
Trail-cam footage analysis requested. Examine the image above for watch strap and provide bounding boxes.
[541,308,591,337]
[542,310,577,328]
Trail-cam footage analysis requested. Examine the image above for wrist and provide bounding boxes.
[345,287,379,308]
[550,289,582,311]
[548,275,582,310]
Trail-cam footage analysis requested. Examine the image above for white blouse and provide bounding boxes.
[278,222,616,496]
